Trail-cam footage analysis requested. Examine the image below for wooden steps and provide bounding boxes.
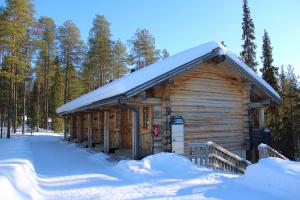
[188,141,251,174]
[258,143,288,160]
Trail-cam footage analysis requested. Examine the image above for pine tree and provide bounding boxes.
[129,28,160,70]
[57,20,84,103]
[240,0,258,71]
[1,0,35,138]
[112,39,128,79]
[58,20,84,138]
[28,78,39,131]
[84,15,113,89]
[0,6,7,138]
[36,17,56,130]
[49,58,64,132]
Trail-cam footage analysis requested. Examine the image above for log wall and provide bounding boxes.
[169,62,249,156]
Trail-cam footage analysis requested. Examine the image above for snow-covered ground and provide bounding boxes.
[0,132,299,200]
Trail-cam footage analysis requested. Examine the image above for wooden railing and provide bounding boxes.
[258,143,288,160]
[189,141,251,174]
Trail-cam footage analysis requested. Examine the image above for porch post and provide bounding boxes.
[258,107,265,129]
[64,115,68,140]
[104,111,110,153]
[77,114,82,142]
[132,111,139,159]
[69,115,74,140]
[87,113,93,148]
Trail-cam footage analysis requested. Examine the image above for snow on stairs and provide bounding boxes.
[153,136,163,154]
[258,143,288,160]
[189,141,252,174]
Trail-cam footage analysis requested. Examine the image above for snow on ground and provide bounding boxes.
[0,132,299,200]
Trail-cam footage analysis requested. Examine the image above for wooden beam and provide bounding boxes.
[69,115,74,140]
[77,115,82,142]
[87,113,93,148]
[258,107,265,129]
[103,111,110,153]
[132,110,139,159]
[122,97,161,106]
[248,102,264,109]
[248,100,271,109]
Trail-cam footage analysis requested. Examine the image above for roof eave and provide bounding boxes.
[225,55,281,104]
[124,48,221,98]
[58,47,221,115]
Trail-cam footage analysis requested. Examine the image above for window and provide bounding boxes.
[143,106,150,129]
[140,105,152,133]
[115,110,121,130]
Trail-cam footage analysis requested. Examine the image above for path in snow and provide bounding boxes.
[0,133,299,200]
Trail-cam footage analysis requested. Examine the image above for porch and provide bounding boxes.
[66,105,154,160]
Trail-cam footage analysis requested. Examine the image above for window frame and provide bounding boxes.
[115,109,121,131]
[139,105,152,133]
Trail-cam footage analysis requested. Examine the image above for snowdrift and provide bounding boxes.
[0,137,41,200]
[113,153,204,179]
[1,134,300,200]
[240,157,300,198]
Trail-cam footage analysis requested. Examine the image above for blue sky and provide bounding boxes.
[1,0,300,75]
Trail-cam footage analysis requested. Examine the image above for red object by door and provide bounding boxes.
[153,124,158,137]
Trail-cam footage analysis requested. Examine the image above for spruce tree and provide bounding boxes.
[261,30,278,91]
[240,0,258,71]
[260,30,280,149]
[278,66,298,159]
[129,28,160,70]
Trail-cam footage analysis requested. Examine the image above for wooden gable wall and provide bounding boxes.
[167,61,250,156]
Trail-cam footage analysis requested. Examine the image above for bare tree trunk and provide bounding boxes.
[0,111,4,139]
[37,82,40,132]
[22,79,26,134]
[63,56,69,139]
[43,50,49,130]
[13,74,17,133]
[45,48,49,130]
[7,65,13,139]
[0,63,3,138]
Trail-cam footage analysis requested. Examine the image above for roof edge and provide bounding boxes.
[225,55,281,104]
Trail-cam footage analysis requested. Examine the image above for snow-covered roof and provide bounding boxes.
[57,41,280,114]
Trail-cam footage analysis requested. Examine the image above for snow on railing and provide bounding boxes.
[188,141,251,174]
[258,143,288,160]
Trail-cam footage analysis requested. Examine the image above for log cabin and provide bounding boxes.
[56,41,280,160]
